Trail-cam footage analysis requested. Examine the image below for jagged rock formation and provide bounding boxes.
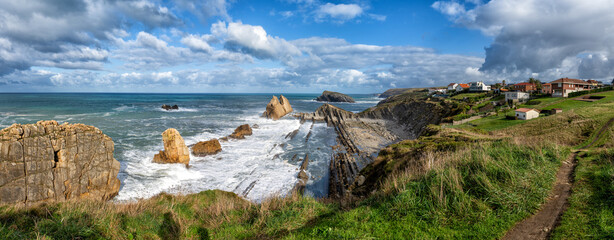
[229,124,253,139]
[0,120,120,206]
[153,128,190,167]
[262,95,293,120]
[293,154,310,194]
[298,98,457,198]
[315,91,355,103]
[192,139,222,156]
[161,104,179,110]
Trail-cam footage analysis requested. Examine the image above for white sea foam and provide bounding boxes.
[155,107,199,112]
[115,114,310,202]
[113,105,136,112]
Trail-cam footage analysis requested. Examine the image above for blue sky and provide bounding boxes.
[0,0,613,93]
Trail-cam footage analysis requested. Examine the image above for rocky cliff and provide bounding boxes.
[0,120,120,206]
[298,97,458,198]
[315,91,355,103]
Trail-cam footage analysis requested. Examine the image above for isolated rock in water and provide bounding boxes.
[192,139,222,156]
[0,120,121,205]
[161,104,179,110]
[316,91,355,103]
[229,124,253,139]
[153,128,190,166]
[262,95,293,120]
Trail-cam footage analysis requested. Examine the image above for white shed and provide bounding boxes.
[515,108,539,120]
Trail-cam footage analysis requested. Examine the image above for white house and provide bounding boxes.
[447,83,458,91]
[505,92,530,102]
[469,82,491,92]
[515,108,539,120]
[455,84,470,92]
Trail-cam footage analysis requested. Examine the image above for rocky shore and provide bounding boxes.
[297,96,458,198]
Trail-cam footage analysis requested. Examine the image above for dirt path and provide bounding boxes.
[501,152,577,240]
[502,117,614,240]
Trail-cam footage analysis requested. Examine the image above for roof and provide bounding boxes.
[458,84,470,88]
[542,83,552,86]
[587,80,601,84]
[515,108,539,113]
[550,78,589,84]
[514,82,535,86]
[448,83,457,87]
[500,89,509,92]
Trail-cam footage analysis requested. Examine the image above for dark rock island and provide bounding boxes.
[315,91,355,103]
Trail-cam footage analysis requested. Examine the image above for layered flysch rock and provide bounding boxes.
[298,98,455,198]
[263,95,293,120]
[315,91,355,103]
[153,128,190,167]
[0,120,121,206]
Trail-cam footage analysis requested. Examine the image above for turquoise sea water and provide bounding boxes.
[0,93,379,202]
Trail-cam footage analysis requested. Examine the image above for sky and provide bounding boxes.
[0,0,613,93]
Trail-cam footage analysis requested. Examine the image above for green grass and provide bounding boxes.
[451,92,486,100]
[550,150,614,239]
[454,113,525,131]
[542,91,614,111]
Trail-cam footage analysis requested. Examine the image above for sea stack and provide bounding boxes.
[153,128,190,167]
[315,91,355,103]
[262,95,293,120]
[0,120,121,205]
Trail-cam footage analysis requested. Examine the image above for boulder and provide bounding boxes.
[315,91,355,103]
[0,120,121,205]
[153,128,190,166]
[192,139,222,156]
[161,104,179,110]
[262,95,293,120]
[229,124,253,139]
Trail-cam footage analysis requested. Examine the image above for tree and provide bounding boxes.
[611,78,614,85]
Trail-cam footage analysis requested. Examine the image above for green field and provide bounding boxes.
[456,91,614,132]
[450,92,486,100]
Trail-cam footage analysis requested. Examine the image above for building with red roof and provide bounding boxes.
[550,78,590,97]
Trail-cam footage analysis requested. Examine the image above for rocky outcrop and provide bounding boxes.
[229,124,253,139]
[161,104,179,110]
[315,91,355,103]
[262,95,293,120]
[153,128,190,167]
[0,120,120,206]
[191,139,222,156]
[298,98,457,198]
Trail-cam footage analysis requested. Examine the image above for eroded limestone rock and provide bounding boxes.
[153,128,190,166]
[0,120,121,205]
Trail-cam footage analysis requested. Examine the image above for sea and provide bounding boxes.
[0,93,380,202]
